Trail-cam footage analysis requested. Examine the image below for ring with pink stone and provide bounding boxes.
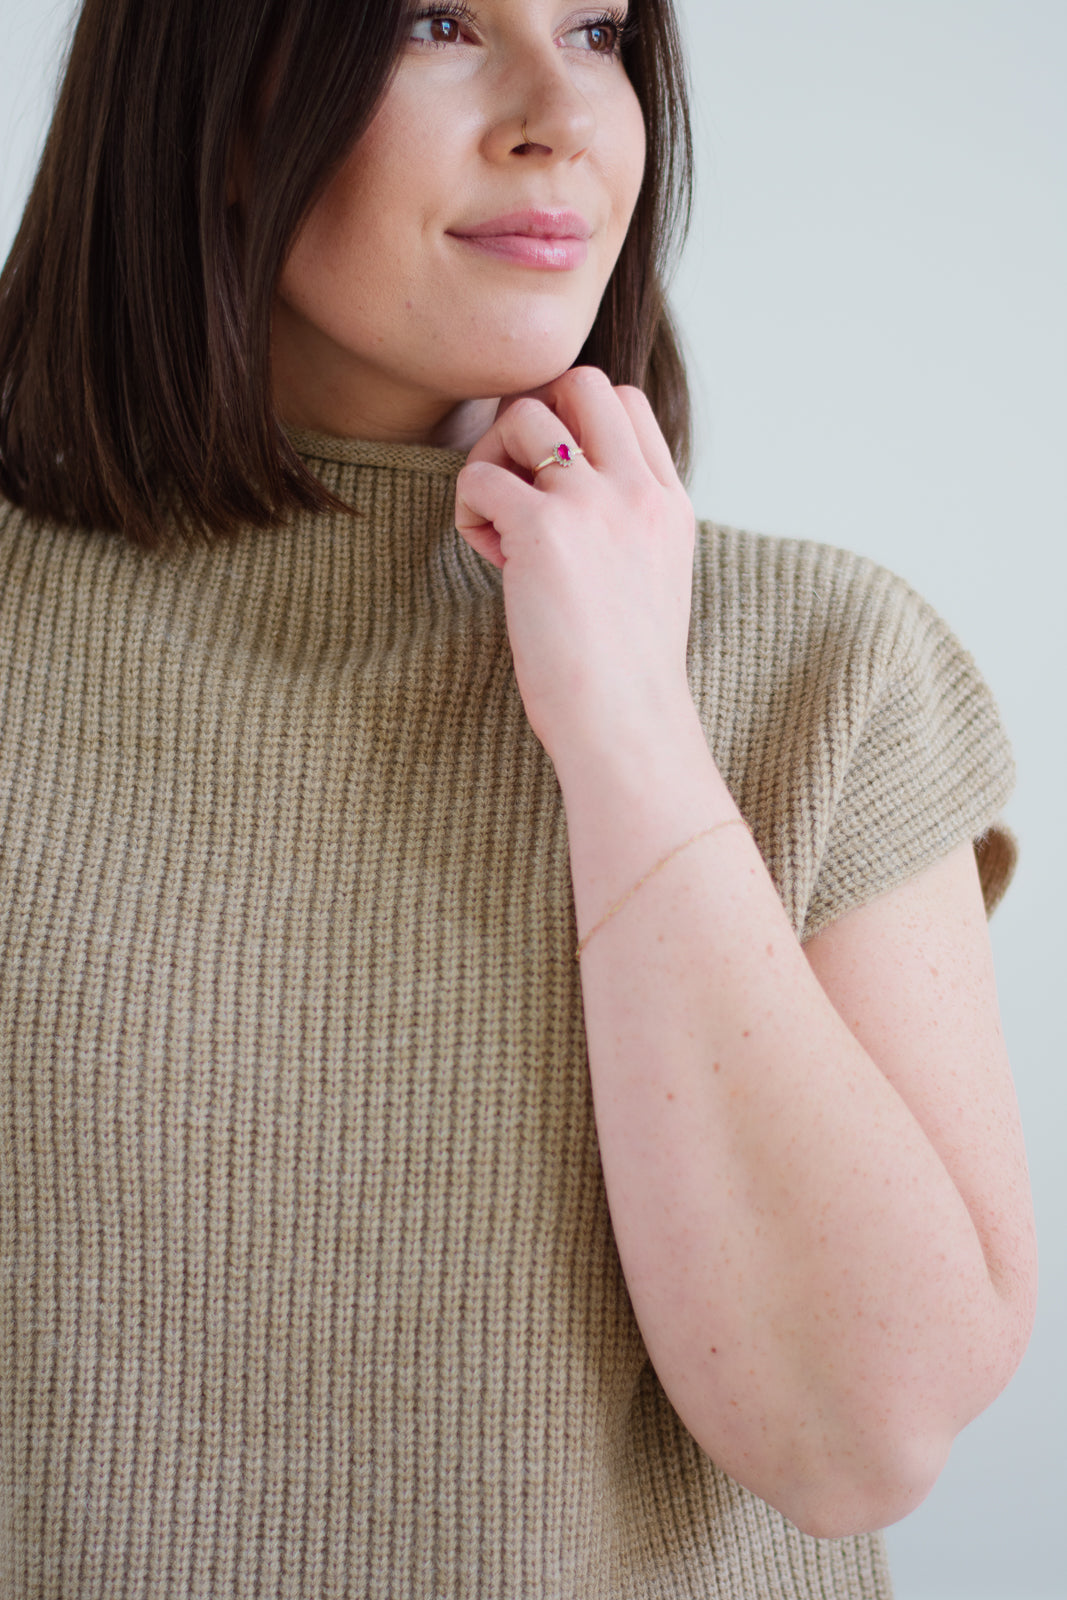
[531,443,585,475]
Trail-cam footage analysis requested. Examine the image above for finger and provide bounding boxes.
[534,366,641,477]
[454,514,504,570]
[466,397,557,475]
[611,385,680,489]
[490,397,588,487]
[455,457,539,568]
[494,371,630,477]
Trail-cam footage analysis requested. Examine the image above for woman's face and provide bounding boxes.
[270,0,646,444]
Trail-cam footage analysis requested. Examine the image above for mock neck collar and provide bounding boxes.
[284,426,470,480]
[161,424,502,657]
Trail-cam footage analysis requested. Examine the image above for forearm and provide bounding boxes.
[556,698,1020,1535]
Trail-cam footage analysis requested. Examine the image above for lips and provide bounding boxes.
[451,210,592,241]
[447,210,592,270]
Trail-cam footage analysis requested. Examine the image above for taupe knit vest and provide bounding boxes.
[0,432,1014,1599]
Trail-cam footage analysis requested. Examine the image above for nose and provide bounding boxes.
[483,51,597,165]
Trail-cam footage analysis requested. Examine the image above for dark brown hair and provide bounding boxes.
[0,0,693,546]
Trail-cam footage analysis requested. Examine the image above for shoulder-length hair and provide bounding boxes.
[0,0,693,547]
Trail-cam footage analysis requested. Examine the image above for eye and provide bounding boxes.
[561,14,627,56]
[581,23,616,52]
[410,18,458,45]
[408,8,472,47]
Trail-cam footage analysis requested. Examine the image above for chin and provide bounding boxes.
[449,347,592,402]
[429,301,600,399]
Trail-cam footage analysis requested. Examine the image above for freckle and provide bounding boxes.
[712,1061,721,1073]
[730,1400,739,1408]
[929,964,939,977]
[766,943,774,957]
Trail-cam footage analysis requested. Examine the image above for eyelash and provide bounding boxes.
[409,5,635,59]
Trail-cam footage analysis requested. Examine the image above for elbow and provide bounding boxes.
[768,1430,953,1541]
[783,1478,935,1542]
[788,1281,1039,1538]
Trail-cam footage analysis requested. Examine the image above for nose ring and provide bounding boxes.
[521,118,530,146]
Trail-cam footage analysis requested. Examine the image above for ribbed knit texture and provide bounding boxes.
[0,432,1014,1599]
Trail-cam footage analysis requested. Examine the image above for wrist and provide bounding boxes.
[551,696,745,931]
[550,690,720,813]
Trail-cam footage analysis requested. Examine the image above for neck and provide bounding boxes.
[279,389,499,454]
[271,304,500,453]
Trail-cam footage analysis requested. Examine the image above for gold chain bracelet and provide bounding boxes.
[574,818,751,961]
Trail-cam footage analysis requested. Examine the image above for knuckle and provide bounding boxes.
[634,486,663,521]
[567,365,611,391]
[508,396,548,428]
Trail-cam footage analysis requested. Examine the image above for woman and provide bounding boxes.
[0,1,1036,1596]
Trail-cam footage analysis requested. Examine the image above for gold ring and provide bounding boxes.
[532,443,585,474]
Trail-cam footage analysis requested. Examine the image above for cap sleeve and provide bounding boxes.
[801,582,1017,942]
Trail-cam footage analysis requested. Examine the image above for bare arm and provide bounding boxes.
[555,702,1035,1538]
[455,367,1037,1538]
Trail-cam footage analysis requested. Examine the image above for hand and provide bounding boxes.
[455,367,698,766]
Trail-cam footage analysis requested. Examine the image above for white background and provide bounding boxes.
[2,3,1064,1598]
[670,6,1065,1598]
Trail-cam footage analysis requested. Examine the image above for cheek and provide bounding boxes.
[605,94,647,226]
[624,101,648,206]
[291,97,421,265]
[278,163,408,324]
[300,168,386,265]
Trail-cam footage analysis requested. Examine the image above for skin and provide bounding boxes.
[270,0,1038,1537]
[272,1,646,447]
